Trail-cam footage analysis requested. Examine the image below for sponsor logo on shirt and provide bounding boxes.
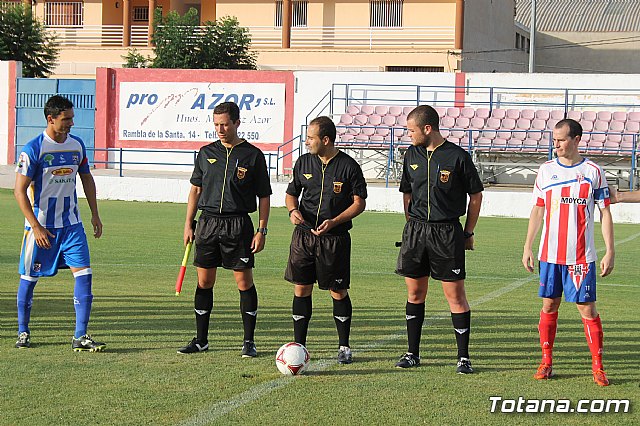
[560,196,587,205]
[72,154,80,165]
[410,164,418,170]
[207,158,217,164]
[43,154,54,166]
[52,167,73,176]
[237,167,247,179]
[59,154,66,164]
[333,181,343,193]
[440,170,451,183]
[303,173,313,179]
[18,152,27,169]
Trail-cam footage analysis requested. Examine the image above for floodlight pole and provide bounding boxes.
[528,0,536,73]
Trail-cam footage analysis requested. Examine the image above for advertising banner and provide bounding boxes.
[119,82,286,143]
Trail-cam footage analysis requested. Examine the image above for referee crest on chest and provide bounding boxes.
[333,181,343,193]
[439,170,451,183]
[237,167,247,179]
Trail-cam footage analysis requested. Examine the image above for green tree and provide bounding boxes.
[195,16,256,70]
[151,8,199,69]
[122,48,151,68]
[0,4,58,78]
[150,8,257,70]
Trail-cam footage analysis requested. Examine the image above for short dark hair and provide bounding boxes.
[555,118,582,138]
[213,101,240,122]
[407,105,440,131]
[309,116,336,143]
[44,95,74,119]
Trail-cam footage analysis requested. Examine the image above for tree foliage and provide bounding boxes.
[0,4,59,77]
[148,8,257,70]
[122,48,152,68]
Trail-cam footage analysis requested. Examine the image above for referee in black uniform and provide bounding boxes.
[285,116,367,364]
[395,105,483,373]
[178,102,272,357]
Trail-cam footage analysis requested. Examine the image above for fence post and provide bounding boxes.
[631,134,637,190]
[564,89,569,117]
[489,87,494,113]
[119,147,123,177]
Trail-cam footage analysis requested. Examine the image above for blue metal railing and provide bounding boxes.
[12,145,278,179]
[332,83,640,115]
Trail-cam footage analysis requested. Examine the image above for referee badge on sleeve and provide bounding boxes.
[237,167,247,179]
[333,181,343,193]
[439,170,451,183]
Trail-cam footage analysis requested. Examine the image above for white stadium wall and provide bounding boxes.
[71,176,640,224]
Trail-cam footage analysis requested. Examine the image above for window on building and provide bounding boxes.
[275,0,308,27]
[386,66,444,72]
[45,1,83,26]
[515,33,521,49]
[370,0,403,28]
[133,6,149,22]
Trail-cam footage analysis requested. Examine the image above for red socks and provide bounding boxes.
[538,311,558,365]
[582,315,604,371]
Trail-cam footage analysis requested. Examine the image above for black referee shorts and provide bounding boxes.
[284,226,351,290]
[395,219,466,281]
[194,214,254,270]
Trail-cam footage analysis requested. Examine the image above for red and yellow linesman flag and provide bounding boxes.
[175,242,192,296]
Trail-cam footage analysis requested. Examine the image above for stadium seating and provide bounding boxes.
[335,104,640,156]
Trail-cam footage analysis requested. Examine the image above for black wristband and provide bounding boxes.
[288,208,298,217]
[257,227,268,236]
[463,231,474,239]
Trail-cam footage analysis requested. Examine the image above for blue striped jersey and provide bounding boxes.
[15,132,90,229]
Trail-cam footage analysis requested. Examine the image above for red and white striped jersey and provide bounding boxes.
[532,158,610,265]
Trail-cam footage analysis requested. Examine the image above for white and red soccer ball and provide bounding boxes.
[275,342,310,376]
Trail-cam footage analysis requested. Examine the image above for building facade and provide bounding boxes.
[10,0,521,76]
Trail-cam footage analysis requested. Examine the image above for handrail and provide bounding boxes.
[44,24,455,48]
[332,83,640,115]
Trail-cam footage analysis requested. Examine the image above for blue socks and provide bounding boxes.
[73,268,93,338]
[17,276,38,334]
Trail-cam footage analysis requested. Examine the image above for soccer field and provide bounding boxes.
[0,188,638,425]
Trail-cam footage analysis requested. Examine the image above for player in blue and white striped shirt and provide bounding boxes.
[14,95,106,352]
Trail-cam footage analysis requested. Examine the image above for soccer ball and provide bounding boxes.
[275,342,310,376]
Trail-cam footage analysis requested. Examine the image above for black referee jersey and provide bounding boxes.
[287,151,367,235]
[190,139,272,215]
[399,141,483,222]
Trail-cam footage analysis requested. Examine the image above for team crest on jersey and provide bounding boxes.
[43,154,54,166]
[237,167,247,179]
[303,173,313,180]
[33,262,41,272]
[576,172,585,183]
[568,263,590,291]
[333,181,343,193]
[207,158,217,164]
[440,170,451,183]
[410,164,418,170]
[72,154,80,165]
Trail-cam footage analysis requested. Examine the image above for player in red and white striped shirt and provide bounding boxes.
[522,119,614,387]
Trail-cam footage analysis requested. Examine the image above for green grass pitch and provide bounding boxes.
[0,188,638,425]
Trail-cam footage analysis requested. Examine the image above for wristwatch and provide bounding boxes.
[463,231,474,239]
[257,227,268,236]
